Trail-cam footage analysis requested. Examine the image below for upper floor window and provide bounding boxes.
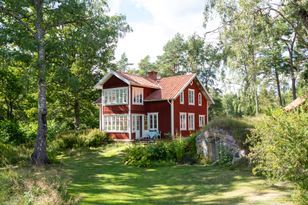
[198,93,202,106]
[132,87,143,105]
[188,89,195,105]
[103,87,128,105]
[180,91,184,104]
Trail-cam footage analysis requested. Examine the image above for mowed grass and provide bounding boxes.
[61,144,293,205]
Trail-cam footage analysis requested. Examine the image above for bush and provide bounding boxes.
[124,136,198,167]
[248,109,308,204]
[0,120,26,145]
[50,129,112,152]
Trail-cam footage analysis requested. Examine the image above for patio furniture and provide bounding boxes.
[145,130,161,140]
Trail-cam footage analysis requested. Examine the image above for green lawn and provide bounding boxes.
[61,144,293,205]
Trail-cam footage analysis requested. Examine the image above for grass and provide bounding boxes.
[60,144,294,205]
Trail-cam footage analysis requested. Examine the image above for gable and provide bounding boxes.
[104,75,128,89]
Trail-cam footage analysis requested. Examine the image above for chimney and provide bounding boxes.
[147,71,158,81]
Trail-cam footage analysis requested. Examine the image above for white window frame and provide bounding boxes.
[147,112,158,131]
[188,89,195,105]
[198,93,202,106]
[188,113,195,130]
[103,114,128,132]
[180,91,184,104]
[103,87,128,106]
[132,87,144,105]
[199,115,205,127]
[179,112,187,131]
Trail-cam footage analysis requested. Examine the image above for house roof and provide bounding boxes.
[144,74,196,101]
[94,71,160,89]
[94,71,214,104]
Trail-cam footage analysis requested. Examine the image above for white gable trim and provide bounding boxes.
[173,74,214,105]
[94,71,130,89]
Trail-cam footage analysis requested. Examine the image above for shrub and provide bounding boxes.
[0,120,26,145]
[50,129,112,152]
[124,136,198,167]
[82,129,112,147]
[248,109,308,204]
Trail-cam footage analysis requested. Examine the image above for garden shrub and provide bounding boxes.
[124,136,198,167]
[50,129,112,152]
[248,109,308,204]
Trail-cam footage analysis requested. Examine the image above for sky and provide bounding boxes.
[107,0,219,68]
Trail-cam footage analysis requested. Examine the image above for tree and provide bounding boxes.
[138,55,156,76]
[0,0,129,165]
[156,33,187,76]
[116,53,130,72]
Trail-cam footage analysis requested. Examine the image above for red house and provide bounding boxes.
[94,71,214,141]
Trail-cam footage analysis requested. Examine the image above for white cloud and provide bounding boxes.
[112,0,219,67]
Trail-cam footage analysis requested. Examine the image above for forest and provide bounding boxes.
[0,0,307,204]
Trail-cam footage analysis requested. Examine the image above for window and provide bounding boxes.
[188,89,195,105]
[180,91,184,104]
[132,87,144,105]
[103,87,128,105]
[188,113,195,130]
[180,112,187,130]
[198,93,202,106]
[103,115,128,132]
[199,115,205,127]
[148,113,158,130]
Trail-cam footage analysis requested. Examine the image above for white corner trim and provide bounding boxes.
[128,85,132,140]
[171,100,174,136]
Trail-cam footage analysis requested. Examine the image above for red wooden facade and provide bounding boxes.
[95,71,213,141]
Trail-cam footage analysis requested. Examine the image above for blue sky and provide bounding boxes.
[107,0,219,67]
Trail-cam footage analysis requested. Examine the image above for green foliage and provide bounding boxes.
[205,117,253,150]
[248,109,308,204]
[0,142,31,167]
[124,136,197,167]
[0,120,26,145]
[50,129,112,152]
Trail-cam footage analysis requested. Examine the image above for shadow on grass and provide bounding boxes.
[60,146,283,205]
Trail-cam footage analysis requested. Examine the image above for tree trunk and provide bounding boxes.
[74,98,80,130]
[31,0,48,166]
[274,68,283,106]
[287,33,297,100]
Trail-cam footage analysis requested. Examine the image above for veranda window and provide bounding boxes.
[103,115,128,132]
[103,87,128,105]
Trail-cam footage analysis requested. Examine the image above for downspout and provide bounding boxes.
[128,85,131,140]
[167,99,174,138]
